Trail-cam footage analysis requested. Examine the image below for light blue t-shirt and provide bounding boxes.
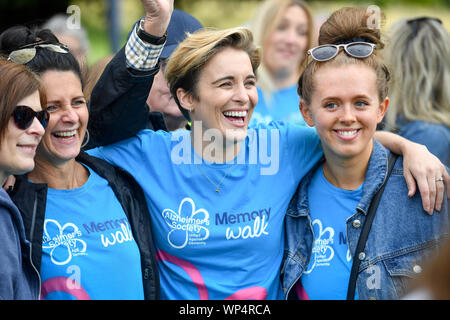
[88,122,322,300]
[300,165,362,300]
[39,165,144,300]
[250,86,307,127]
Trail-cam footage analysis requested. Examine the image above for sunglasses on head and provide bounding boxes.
[7,42,69,65]
[308,42,376,62]
[13,105,49,130]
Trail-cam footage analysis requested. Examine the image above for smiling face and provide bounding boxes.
[0,90,45,180]
[263,4,309,78]
[36,70,88,166]
[301,64,389,163]
[177,47,258,143]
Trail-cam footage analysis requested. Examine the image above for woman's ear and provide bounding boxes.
[176,88,195,113]
[300,99,315,127]
[377,96,390,124]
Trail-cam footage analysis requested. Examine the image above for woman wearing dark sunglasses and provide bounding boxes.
[0,0,173,300]
[281,7,449,300]
[0,59,46,299]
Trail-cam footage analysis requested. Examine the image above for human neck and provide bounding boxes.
[28,158,89,189]
[165,115,187,131]
[322,145,373,191]
[271,68,299,90]
[190,129,241,164]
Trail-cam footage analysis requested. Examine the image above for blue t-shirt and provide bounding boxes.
[300,165,362,300]
[88,122,322,300]
[250,86,307,127]
[39,165,144,300]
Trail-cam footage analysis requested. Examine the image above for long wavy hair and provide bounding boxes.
[383,18,450,130]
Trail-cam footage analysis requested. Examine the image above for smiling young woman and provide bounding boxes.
[282,7,449,300]
[249,0,313,126]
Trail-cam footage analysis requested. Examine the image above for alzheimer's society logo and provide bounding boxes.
[42,219,87,265]
[304,219,335,274]
[162,197,210,249]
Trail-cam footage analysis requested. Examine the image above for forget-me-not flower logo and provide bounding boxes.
[42,219,87,265]
[162,197,210,249]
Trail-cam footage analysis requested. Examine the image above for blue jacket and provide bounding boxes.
[0,188,40,299]
[281,140,449,300]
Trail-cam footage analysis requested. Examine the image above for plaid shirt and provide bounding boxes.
[125,19,164,71]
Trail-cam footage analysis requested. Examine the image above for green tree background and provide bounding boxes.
[1,0,449,65]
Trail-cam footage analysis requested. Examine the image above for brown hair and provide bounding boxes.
[0,58,45,144]
[299,7,389,105]
[165,27,261,121]
[407,237,450,299]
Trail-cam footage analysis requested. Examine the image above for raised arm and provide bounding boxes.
[86,0,173,149]
[374,130,450,214]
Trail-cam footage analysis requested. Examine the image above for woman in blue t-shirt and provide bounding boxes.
[248,0,313,126]
[88,25,449,299]
[281,7,449,300]
[0,59,46,299]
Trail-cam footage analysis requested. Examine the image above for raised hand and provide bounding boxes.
[141,0,174,36]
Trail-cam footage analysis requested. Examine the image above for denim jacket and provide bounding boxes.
[281,140,449,300]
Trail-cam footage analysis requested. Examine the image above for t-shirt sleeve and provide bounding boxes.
[274,121,323,184]
[86,129,166,175]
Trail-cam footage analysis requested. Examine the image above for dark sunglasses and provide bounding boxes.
[13,105,49,130]
[308,42,376,62]
[7,42,69,65]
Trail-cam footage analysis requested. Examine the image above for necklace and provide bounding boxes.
[196,163,236,193]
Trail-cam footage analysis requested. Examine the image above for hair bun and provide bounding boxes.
[318,7,384,49]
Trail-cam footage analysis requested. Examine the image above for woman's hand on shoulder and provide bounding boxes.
[402,142,449,215]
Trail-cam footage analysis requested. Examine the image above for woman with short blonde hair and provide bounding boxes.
[166,27,261,122]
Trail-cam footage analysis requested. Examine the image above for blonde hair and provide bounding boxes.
[83,55,113,102]
[383,18,450,130]
[165,27,261,121]
[299,7,389,105]
[250,0,313,99]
